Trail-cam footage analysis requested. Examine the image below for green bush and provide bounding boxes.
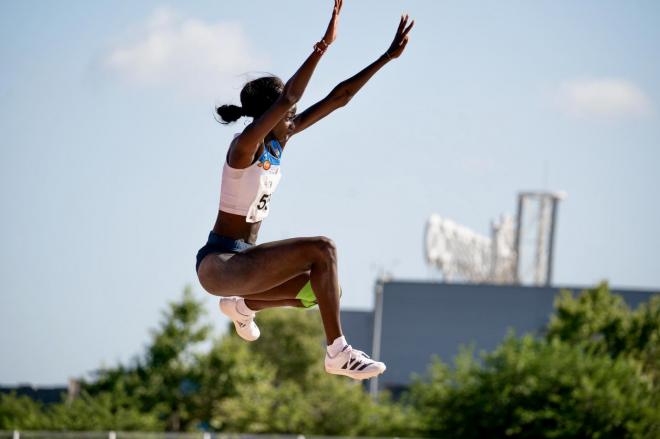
[408,283,660,439]
[0,393,48,430]
[409,336,659,438]
[548,282,660,387]
[213,308,399,436]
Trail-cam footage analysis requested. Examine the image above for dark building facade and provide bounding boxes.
[339,281,657,394]
[0,385,68,404]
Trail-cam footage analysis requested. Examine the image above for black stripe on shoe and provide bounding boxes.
[350,361,362,370]
[358,363,370,371]
[341,361,349,370]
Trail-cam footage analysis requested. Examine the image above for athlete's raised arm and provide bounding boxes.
[228,0,343,167]
[291,14,414,136]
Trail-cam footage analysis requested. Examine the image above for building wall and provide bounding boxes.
[0,385,67,404]
[370,281,656,391]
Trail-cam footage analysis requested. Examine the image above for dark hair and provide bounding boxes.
[215,76,284,124]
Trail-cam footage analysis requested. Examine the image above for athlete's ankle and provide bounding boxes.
[326,335,347,357]
[237,297,256,316]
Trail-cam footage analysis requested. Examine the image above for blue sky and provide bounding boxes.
[1,0,659,385]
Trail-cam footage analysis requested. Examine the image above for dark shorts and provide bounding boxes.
[195,231,254,273]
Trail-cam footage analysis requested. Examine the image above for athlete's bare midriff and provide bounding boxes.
[213,210,261,244]
[211,136,285,245]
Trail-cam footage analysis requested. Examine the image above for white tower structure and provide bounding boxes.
[513,191,566,286]
[424,191,565,286]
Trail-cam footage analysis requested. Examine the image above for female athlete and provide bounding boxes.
[196,0,414,380]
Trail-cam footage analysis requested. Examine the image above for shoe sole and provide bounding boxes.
[325,365,386,380]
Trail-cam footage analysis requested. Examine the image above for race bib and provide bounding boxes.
[245,170,281,223]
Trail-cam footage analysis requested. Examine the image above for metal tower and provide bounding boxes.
[424,191,565,286]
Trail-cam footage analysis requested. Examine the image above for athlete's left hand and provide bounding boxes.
[385,14,414,60]
[322,0,343,46]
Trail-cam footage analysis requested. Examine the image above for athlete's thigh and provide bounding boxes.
[198,236,328,296]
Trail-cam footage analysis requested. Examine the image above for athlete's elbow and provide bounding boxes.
[336,95,352,108]
[282,85,302,105]
[281,92,299,106]
[332,87,354,107]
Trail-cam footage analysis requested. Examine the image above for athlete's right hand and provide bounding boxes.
[385,14,415,60]
[322,0,343,45]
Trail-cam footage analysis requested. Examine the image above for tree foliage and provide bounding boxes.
[244,308,326,383]
[0,393,48,430]
[212,308,405,436]
[547,282,660,385]
[82,285,212,430]
[408,337,658,438]
[3,282,658,437]
[408,283,660,438]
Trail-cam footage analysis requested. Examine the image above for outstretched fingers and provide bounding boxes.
[402,19,415,38]
[335,0,343,15]
[397,14,407,34]
[386,13,415,59]
[398,14,414,37]
[331,0,343,18]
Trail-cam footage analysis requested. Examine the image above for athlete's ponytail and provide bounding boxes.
[215,75,284,124]
[215,105,244,124]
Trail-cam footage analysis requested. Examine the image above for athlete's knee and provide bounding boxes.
[311,236,337,262]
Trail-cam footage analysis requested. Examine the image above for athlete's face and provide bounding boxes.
[271,107,296,142]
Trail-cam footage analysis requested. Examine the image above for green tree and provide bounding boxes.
[215,363,387,435]
[547,282,632,357]
[0,393,49,430]
[3,289,415,434]
[0,390,162,431]
[213,307,405,436]
[245,308,326,382]
[408,336,659,438]
[547,282,660,385]
[193,334,276,431]
[406,284,660,438]
[45,390,162,430]
[628,295,660,384]
[84,285,211,431]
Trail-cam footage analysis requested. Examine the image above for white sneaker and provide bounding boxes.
[325,345,386,380]
[219,297,260,341]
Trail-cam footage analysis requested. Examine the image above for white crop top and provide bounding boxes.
[219,136,283,223]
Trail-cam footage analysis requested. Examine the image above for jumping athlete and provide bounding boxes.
[196,0,414,380]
